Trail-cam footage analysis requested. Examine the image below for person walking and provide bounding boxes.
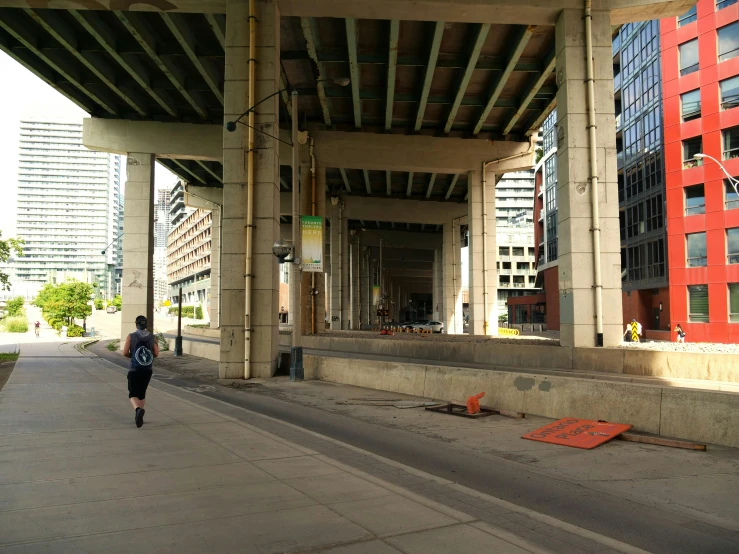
[623,318,643,343]
[674,323,686,343]
[34,321,40,338]
[122,315,159,428]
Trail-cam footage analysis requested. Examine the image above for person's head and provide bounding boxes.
[632,318,636,322]
[677,323,682,328]
[135,315,147,330]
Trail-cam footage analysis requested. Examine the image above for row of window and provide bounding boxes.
[681,75,739,122]
[679,1,738,29]
[682,127,739,167]
[679,21,739,76]
[688,283,739,322]
[622,237,666,283]
[684,180,739,215]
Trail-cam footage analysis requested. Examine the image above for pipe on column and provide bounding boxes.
[290,90,300,349]
[244,0,257,378]
[309,138,317,334]
[585,0,604,346]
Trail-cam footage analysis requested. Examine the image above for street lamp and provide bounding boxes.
[694,153,739,196]
[89,292,96,338]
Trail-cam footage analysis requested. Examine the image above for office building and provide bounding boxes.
[662,0,739,342]
[153,188,172,303]
[14,120,122,298]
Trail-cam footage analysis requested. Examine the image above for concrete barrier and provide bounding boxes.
[303,353,739,448]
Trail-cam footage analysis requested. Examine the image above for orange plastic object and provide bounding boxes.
[522,418,632,449]
[466,392,485,414]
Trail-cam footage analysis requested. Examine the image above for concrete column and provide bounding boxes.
[329,206,342,330]
[340,217,350,329]
[209,207,221,329]
[443,218,464,334]
[432,248,443,321]
[350,238,360,329]
[120,153,154,342]
[220,0,281,378]
[556,9,622,347]
[363,247,371,325]
[468,169,498,336]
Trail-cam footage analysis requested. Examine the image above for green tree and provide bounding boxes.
[6,296,24,316]
[111,295,122,310]
[34,280,93,324]
[0,231,23,291]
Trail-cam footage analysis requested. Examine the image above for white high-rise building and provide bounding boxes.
[14,120,122,298]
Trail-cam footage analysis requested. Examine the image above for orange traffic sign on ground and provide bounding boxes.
[522,418,632,449]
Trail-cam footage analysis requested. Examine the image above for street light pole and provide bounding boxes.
[289,90,304,381]
[694,153,739,195]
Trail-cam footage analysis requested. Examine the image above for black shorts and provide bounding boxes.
[127,370,153,399]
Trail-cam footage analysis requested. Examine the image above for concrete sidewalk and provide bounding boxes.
[0,340,594,554]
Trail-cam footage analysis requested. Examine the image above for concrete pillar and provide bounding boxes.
[209,207,221,329]
[220,0,281,378]
[468,169,498,336]
[443,218,464,334]
[556,9,622,347]
[363,247,371,325]
[340,217,350,329]
[432,248,443,321]
[329,206,342,330]
[120,153,154,342]
[350,238,360,329]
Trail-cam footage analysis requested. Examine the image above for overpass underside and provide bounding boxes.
[0,0,694,378]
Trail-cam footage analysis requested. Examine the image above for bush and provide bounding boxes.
[111,295,122,310]
[6,297,24,317]
[195,306,203,320]
[66,325,84,337]
[94,299,104,310]
[169,306,194,318]
[2,315,28,333]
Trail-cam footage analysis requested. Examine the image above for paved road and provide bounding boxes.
[91,343,739,554]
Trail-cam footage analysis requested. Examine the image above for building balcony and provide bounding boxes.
[497,269,511,275]
[617,151,624,170]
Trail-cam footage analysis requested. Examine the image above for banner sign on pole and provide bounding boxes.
[372,285,381,307]
[301,216,323,272]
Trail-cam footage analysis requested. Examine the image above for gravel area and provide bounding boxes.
[611,340,739,354]
[324,330,560,346]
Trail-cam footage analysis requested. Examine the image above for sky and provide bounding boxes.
[0,52,179,239]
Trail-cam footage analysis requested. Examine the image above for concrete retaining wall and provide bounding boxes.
[299,336,739,383]
[166,335,219,361]
[303,354,739,448]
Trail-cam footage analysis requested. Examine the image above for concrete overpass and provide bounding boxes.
[0,0,695,379]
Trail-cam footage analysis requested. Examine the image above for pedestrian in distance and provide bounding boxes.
[123,315,159,428]
[34,321,40,338]
[623,318,643,343]
[675,323,686,343]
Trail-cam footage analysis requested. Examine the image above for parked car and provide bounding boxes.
[418,321,444,333]
[402,319,429,330]
[106,306,117,313]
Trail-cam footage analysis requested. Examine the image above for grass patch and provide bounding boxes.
[0,352,19,363]
[107,339,120,351]
[187,324,211,328]
[0,315,28,333]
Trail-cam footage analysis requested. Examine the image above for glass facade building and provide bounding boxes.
[14,121,122,298]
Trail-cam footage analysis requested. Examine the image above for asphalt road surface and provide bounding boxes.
[91,342,739,554]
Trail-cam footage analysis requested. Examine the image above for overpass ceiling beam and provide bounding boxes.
[385,19,400,131]
[444,23,490,134]
[363,169,372,195]
[386,171,392,196]
[503,50,556,136]
[301,17,332,127]
[339,168,352,192]
[415,21,444,132]
[425,174,437,199]
[444,173,459,200]
[116,11,208,119]
[473,24,534,136]
[0,13,117,115]
[345,18,362,129]
[195,160,223,184]
[161,13,224,105]
[205,13,225,49]
[70,11,178,118]
[24,9,147,117]
[406,172,414,197]
[0,31,94,114]
[169,159,207,185]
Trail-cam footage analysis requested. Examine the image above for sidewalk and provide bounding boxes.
[0,340,596,554]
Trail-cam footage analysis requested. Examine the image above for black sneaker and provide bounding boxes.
[135,408,145,428]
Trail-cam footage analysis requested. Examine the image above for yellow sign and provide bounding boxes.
[631,321,639,342]
[301,216,323,272]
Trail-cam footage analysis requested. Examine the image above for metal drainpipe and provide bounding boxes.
[338,201,344,328]
[309,137,317,334]
[244,0,257,378]
[585,0,604,346]
[451,216,460,333]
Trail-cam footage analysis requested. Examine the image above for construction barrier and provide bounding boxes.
[498,327,520,336]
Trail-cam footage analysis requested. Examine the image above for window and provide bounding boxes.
[718,23,739,62]
[687,232,707,267]
[724,126,739,159]
[719,0,738,11]
[688,285,709,323]
[726,179,739,209]
[679,39,699,76]
[678,6,697,27]
[728,228,739,264]
[685,185,705,215]
[681,89,701,121]
[721,77,739,112]
[683,137,703,168]
[729,284,739,322]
